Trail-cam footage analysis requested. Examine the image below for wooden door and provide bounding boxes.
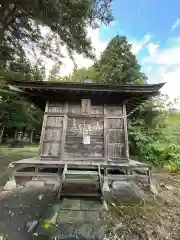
[40,115,66,158]
[64,117,104,159]
[104,117,125,159]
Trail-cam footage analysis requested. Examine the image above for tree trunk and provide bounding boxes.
[0,125,5,144]
[30,130,34,144]
[14,130,17,140]
[0,4,17,41]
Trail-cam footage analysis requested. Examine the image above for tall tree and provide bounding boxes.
[57,67,99,83]
[0,54,44,143]
[0,1,113,63]
[95,35,147,84]
[0,86,43,142]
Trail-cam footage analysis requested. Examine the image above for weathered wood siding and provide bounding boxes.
[64,117,104,158]
[40,101,128,162]
[104,106,125,159]
[41,115,64,157]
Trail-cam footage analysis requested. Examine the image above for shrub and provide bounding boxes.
[162,144,180,173]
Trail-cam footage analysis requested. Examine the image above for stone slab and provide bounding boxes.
[25,180,44,188]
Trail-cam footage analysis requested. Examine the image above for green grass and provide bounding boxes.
[0,146,38,185]
[0,144,39,150]
[165,113,180,144]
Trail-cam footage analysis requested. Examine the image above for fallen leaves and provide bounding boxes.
[38,194,44,200]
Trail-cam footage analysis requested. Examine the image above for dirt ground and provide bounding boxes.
[0,172,179,240]
[107,172,180,240]
[0,187,56,240]
[0,148,180,239]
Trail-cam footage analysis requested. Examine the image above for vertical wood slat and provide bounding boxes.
[64,102,68,114]
[41,116,63,157]
[60,115,68,160]
[39,101,49,157]
[45,100,49,112]
[123,103,129,160]
[60,102,68,159]
[82,99,91,115]
[104,105,107,160]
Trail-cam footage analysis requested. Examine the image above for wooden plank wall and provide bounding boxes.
[40,101,129,162]
[104,106,126,160]
[41,116,63,156]
[65,117,104,158]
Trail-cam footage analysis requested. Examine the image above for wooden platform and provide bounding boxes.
[10,157,150,169]
[9,157,152,190]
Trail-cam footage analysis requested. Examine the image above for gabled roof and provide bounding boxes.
[11,81,165,115]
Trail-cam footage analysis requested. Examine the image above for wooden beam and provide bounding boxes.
[104,105,108,160]
[105,116,126,119]
[38,101,49,158]
[60,115,67,160]
[14,172,59,177]
[57,164,67,199]
[122,103,130,161]
[65,102,68,114]
[44,112,103,118]
[107,174,149,181]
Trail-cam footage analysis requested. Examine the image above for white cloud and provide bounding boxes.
[46,28,108,77]
[63,28,108,76]
[142,45,180,65]
[130,34,151,54]
[160,68,180,98]
[147,66,152,72]
[142,36,180,100]
[147,43,158,56]
[59,32,152,77]
[171,18,180,31]
[48,31,151,77]
[39,28,180,101]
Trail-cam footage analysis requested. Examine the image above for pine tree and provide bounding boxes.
[95,35,147,84]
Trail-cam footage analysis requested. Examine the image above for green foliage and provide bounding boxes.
[128,100,168,165]
[165,113,180,145]
[0,57,44,142]
[166,160,180,173]
[161,145,180,173]
[0,1,113,143]
[70,67,100,83]
[0,86,43,132]
[159,113,180,172]
[94,35,147,84]
[129,98,180,170]
[59,35,146,84]
[0,61,45,84]
[0,1,113,63]
[57,67,100,83]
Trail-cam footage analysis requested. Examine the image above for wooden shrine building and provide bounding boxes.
[9,81,164,193]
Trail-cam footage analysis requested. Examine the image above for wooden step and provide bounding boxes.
[65,170,99,175]
[64,178,99,183]
[60,192,101,197]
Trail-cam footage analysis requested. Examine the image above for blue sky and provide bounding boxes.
[97,0,180,99]
[101,0,180,42]
[57,0,179,100]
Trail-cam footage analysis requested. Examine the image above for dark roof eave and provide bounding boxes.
[13,81,165,93]
[11,81,165,114]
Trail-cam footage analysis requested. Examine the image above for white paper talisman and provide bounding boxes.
[83,134,90,144]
